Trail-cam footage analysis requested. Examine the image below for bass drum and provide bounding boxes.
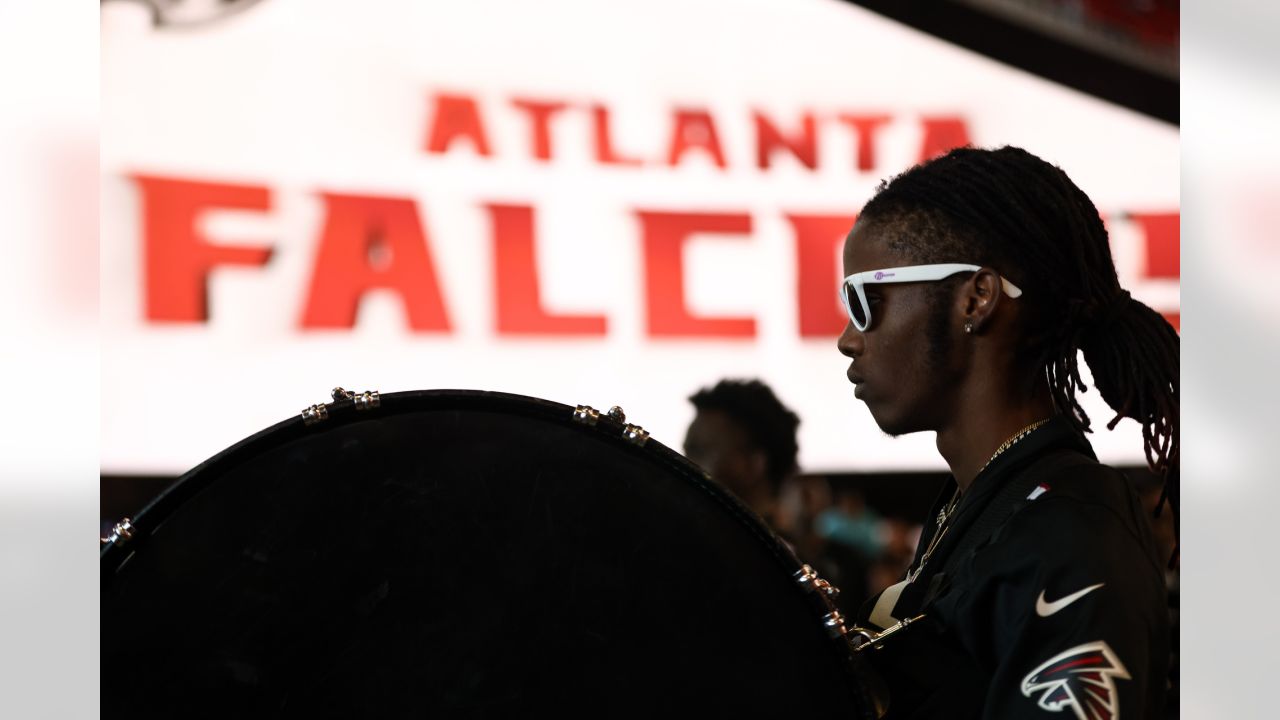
[102,390,878,718]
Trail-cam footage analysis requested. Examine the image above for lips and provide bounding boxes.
[846,362,869,400]
[846,364,865,389]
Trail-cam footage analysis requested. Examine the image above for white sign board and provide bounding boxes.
[101,0,1179,474]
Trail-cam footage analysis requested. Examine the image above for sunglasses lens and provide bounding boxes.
[843,283,868,329]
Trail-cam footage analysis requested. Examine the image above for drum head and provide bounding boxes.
[102,390,873,718]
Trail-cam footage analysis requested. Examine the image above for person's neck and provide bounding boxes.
[936,379,1055,494]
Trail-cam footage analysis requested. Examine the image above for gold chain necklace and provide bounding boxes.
[979,418,1052,474]
[905,489,959,583]
[905,418,1051,584]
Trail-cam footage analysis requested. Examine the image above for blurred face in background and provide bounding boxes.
[684,409,772,516]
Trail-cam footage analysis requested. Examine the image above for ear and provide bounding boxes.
[959,268,1007,334]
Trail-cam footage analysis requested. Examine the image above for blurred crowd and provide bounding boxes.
[778,476,923,618]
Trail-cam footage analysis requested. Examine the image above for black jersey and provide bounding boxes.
[855,417,1170,719]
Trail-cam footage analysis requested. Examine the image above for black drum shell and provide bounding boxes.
[102,390,874,718]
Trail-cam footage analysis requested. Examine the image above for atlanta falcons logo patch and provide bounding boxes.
[1021,641,1130,720]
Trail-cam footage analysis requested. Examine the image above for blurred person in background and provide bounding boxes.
[816,488,933,604]
[684,379,798,526]
[775,472,834,544]
[863,516,922,599]
[836,146,1177,718]
[815,487,884,558]
[684,379,869,614]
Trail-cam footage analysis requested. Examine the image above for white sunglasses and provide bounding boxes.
[839,263,1023,331]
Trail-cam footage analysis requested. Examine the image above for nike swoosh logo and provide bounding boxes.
[1035,583,1104,617]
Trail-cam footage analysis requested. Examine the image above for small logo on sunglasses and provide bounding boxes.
[873,271,895,280]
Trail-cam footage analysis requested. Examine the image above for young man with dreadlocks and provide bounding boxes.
[836,146,1177,719]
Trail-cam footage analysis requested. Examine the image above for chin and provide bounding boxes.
[867,406,928,438]
[867,411,906,438]
[875,421,913,439]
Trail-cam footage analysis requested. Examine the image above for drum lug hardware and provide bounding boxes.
[301,404,329,426]
[821,610,848,639]
[794,564,819,591]
[622,424,649,447]
[572,405,601,426]
[304,387,379,424]
[794,564,841,598]
[815,577,840,599]
[332,387,380,411]
[100,517,136,546]
[607,406,626,422]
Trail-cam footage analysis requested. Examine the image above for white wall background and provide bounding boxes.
[100,0,1179,475]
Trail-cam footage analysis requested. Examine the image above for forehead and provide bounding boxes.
[843,218,909,274]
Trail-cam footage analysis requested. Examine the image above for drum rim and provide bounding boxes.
[101,388,790,572]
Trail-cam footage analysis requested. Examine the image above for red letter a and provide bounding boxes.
[667,109,727,169]
[301,194,451,331]
[424,93,492,156]
[918,115,972,162]
[487,203,607,336]
[133,174,273,323]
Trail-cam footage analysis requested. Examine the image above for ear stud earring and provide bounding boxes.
[964,322,974,334]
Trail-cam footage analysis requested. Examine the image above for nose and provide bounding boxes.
[836,321,863,359]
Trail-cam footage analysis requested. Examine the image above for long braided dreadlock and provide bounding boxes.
[859,146,1179,562]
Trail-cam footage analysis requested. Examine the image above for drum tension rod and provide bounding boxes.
[573,404,650,446]
[572,405,601,426]
[101,517,136,547]
[301,387,380,425]
[331,387,380,411]
[795,564,842,599]
[795,565,854,640]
